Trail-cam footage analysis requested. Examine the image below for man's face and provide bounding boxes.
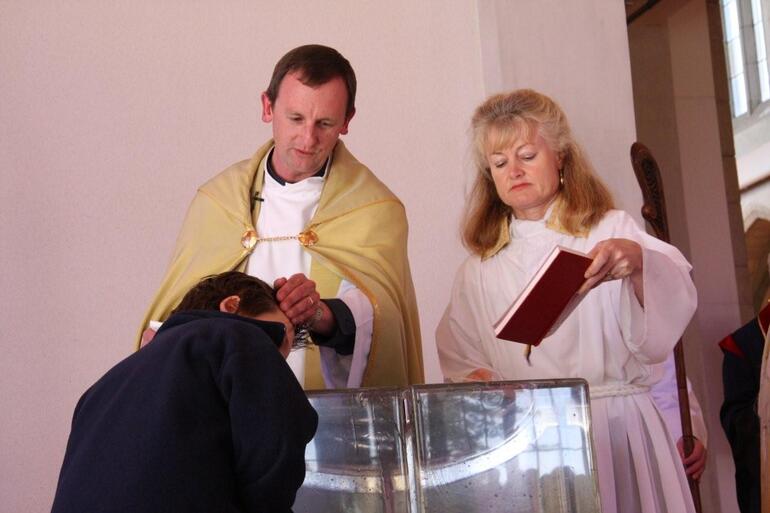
[261,72,353,183]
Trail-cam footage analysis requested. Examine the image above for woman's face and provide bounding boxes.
[485,128,562,221]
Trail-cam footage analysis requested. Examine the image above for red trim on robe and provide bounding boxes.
[719,334,747,359]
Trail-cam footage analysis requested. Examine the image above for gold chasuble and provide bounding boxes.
[138,140,424,388]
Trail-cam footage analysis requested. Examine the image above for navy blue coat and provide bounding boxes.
[51,310,317,513]
[719,305,768,513]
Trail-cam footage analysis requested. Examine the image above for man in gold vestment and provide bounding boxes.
[139,45,423,389]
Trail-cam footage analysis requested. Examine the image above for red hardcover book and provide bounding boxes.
[493,245,592,346]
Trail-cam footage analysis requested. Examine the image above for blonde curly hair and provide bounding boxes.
[463,89,614,256]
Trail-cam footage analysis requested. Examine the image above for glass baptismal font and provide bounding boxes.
[294,379,601,513]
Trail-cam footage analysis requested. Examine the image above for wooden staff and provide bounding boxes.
[630,142,702,512]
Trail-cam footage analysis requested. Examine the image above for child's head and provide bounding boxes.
[173,271,293,357]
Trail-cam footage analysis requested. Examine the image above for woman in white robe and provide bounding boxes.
[436,89,698,513]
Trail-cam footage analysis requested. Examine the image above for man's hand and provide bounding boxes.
[274,274,334,336]
[677,437,707,480]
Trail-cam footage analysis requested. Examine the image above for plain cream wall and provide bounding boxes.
[1,1,640,511]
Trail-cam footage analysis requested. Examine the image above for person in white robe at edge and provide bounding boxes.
[436,88,699,513]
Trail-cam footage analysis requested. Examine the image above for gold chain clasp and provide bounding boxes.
[298,230,318,247]
[242,229,318,249]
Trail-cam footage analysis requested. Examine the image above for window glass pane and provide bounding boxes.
[759,61,770,101]
[751,0,769,101]
[723,0,740,41]
[729,39,746,76]
[752,0,766,61]
[732,74,749,115]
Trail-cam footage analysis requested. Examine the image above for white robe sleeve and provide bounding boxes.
[613,212,698,365]
[318,279,373,388]
[436,259,499,382]
[650,353,709,446]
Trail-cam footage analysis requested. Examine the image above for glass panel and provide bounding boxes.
[294,388,410,513]
[729,38,746,77]
[412,380,599,513]
[759,61,770,101]
[751,0,770,101]
[732,74,749,115]
[723,0,740,41]
[295,380,599,513]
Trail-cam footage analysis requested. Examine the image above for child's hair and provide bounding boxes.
[172,271,277,317]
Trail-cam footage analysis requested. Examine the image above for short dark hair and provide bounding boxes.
[265,44,357,118]
[172,272,277,317]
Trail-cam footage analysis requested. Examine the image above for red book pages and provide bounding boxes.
[493,246,592,346]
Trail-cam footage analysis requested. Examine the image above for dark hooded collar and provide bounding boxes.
[158,310,286,348]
